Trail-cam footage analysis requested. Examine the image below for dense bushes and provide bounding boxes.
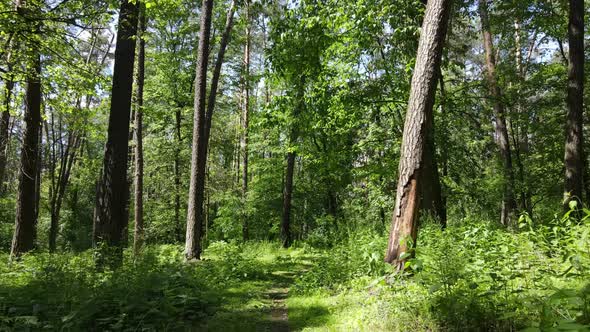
[292,211,590,331]
[0,242,289,330]
[1,211,589,331]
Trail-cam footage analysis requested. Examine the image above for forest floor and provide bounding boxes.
[3,220,589,331]
[200,244,384,331]
[200,246,316,331]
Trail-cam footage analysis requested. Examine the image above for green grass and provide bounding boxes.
[0,242,311,331]
[2,215,590,331]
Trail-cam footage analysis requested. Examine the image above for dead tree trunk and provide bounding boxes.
[384,0,451,268]
[478,0,516,225]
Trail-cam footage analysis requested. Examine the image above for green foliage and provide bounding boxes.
[292,212,590,331]
[0,242,301,330]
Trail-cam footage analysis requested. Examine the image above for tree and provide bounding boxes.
[186,0,236,260]
[93,0,139,267]
[419,0,446,226]
[241,0,251,241]
[0,34,14,194]
[478,0,516,225]
[11,0,42,258]
[563,0,584,209]
[384,0,451,268]
[133,2,147,255]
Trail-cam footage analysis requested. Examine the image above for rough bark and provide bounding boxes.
[563,0,584,209]
[11,9,42,257]
[478,0,517,225]
[133,3,146,255]
[384,0,451,268]
[187,0,237,260]
[415,0,446,226]
[241,0,251,242]
[93,0,139,268]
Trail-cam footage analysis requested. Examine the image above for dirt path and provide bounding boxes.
[268,286,289,332]
[267,270,297,332]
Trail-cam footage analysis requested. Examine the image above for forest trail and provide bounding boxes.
[201,249,314,332]
[267,270,297,332]
[267,272,293,332]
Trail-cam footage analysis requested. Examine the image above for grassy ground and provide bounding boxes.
[2,218,590,331]
[200,245,313,331]
[0,242,321,331]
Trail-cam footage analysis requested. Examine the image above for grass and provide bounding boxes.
[1,214,590,331]
[0,241,322,331]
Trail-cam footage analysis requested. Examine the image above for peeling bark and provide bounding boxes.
[385,0,451,268]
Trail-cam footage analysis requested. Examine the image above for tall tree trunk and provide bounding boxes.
[563,0,584,209]
[281,78,305,249]
[420,105,446,226]
[48,115,81,252]
[174,109,182,242]
[93,0,139,268]
[11,5,42,257]
[0,68,13,194]
[415,0,446,226]
[48,29,101,252]
[241,0,251,242]
[384,0,451,268]
[282,150,296,248]
[438,73,449,224]
[512,19,532,217]
[187,0,236,260]
[478,0,516,225]
[133,3,146,255]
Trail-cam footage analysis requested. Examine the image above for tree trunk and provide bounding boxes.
[563,0,584,209]
[420,104,446,226]
[282,151,296,248]
[281,78,305,248]
[93,0,139,268]
[385,0,451,269]
[48,127,81,252]
[241,0,251,242]
[478,0,516,225]
[187,0,235,260]
[133,3,146,255]
[174,109,182,242]
[11,10,42,257]
[512,19,533,217]
[48,33,99,252]
[0,80,13,195]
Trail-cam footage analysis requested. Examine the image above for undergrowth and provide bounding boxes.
[0,241,289,331]
[290,210,590,331]
[2,211,590,331]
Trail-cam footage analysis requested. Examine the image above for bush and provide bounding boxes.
[292,212,590,331]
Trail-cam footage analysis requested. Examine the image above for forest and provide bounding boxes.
[0,0,589,330]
